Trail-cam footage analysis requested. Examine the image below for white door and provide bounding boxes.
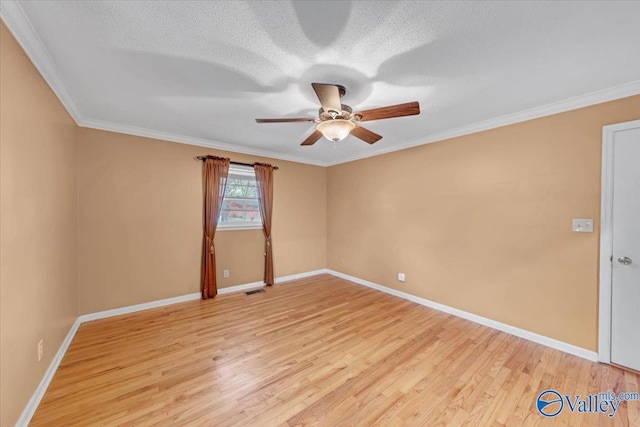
[610,123,640,372]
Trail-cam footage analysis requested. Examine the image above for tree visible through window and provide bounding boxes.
[219,165,262,229]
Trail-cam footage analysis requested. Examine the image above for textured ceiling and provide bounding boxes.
[3,1,640,165]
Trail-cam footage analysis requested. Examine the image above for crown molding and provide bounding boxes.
[80,118,330,167]
[0,1,83,123]
[80,79,640,168]
[0,1,329,167]
[326,80,640,166]
[3,1,638,168]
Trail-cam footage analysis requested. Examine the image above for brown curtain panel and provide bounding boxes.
[201,156,230,299]
[254,163,275,285]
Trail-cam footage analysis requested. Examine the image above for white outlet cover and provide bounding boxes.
[572,218,594,233]
[398,273,406,282]
[223,269,229,278]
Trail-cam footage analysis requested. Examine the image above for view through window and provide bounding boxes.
[219,165,262,229]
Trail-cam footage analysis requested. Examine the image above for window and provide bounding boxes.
[218,165,262,230]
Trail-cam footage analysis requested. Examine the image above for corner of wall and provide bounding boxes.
[75,123,81,318]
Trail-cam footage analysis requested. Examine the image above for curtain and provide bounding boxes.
[202,156,230,299]
[254,163,275,286]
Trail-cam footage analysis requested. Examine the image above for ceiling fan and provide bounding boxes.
[255,83,420,146]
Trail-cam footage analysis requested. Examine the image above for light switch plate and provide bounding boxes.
[572,219,593,233]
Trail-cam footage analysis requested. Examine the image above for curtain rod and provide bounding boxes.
[195,156,279,170]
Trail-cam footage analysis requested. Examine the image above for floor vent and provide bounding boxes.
[245,288,265,295]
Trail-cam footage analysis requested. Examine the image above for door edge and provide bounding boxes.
[598,119,640,363]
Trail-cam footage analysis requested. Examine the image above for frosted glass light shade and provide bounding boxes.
[317,119,356,142]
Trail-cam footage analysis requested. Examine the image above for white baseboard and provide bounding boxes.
[326,269,598,362]
[16,269,327,426]
[78,292,202,323]
[275,269,330,283]
[18,267,595,427]
[15,317,82,427]
[218,268,329,294]
[218,281,264,295]
[79,269,330,321]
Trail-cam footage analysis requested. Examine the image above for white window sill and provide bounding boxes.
[218,224,263,231]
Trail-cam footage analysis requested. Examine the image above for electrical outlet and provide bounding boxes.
[223,269,229,278]
[398,272,406,282]
[38,339,43,361]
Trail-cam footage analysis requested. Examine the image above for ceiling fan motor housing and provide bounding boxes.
[319,104,354,121]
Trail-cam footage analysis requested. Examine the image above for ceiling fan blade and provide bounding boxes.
[355,102,420,122]
[350,126,382,144]
[255,118,316,123]
[301,130,323,146]
[311,83,343,114]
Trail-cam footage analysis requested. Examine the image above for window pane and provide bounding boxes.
[230,201,244,220]
[246,210,260,222]
[245,186,257,198]
[219,166,262,228]
[245,200,259,211]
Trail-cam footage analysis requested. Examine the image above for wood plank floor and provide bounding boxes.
[31,274,640,426]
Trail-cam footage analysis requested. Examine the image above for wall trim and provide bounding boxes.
[273,269,329,283]
[79,118,329,167]
[0,1,83,123]
[15,267,599,426]
[78,292,202,323]
[218,269,329,295]
[598,119,640,363]
[15,317,82,427]
[325,80,640,166]
[74,82,640,168]
[2,2,639,168]
[326,269,598,362]
[14,269,328,426]
[79,269,329,322]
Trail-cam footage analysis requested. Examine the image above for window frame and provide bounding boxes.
[217,165,263,231]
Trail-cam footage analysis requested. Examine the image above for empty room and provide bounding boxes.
[2,1,640,426]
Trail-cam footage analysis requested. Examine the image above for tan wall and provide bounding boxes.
[77,128,327,314]
[327,95,640,352]
[2,11,639,423]
[0,23,78,427]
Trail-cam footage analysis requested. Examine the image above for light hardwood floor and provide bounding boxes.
[31,274,639,426]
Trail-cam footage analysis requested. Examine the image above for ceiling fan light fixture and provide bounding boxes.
[256,83,420,146]
[316,119,355,142]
